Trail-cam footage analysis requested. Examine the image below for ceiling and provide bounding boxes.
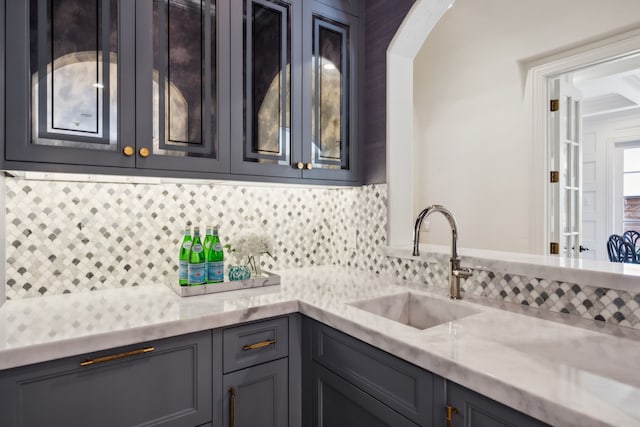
[573,52,640,119]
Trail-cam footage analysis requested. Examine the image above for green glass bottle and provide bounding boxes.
[206,227,224,283]
[178,225,192,286]
[188,226,206,285]
[203,226,213,283]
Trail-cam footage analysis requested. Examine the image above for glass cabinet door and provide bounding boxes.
[302,1,359,181]
[6,0,136,167]
[230,0,302,178]
[135,0,230,173]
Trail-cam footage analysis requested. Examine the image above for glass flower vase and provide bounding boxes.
[248,254,262,277]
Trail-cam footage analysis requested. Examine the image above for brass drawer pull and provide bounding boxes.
[242,339,276,351]
[229,387,236,427]
[446,404,459,427]
[80,347,155,367]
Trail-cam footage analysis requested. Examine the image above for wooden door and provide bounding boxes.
[5,0,136,168]
[309,362,418,427]
[301,1,359,181]
[223,358,289,427]
[135,0,230,173]
[230,0,302,179]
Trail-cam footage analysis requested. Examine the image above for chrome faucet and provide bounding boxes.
[412,205,472,299]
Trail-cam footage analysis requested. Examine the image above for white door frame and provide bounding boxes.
[529,30,640,254]
[609,137,640,236]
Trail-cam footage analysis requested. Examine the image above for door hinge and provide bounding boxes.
[550,242,559,255]
[550,99,559,112]
[550,171,559,183]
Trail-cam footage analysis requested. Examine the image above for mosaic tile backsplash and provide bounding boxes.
[4,177,640,330]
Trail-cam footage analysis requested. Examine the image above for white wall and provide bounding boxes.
[412,0,640,253]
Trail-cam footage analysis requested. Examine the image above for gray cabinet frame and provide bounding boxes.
[301,0,359,181]
[303,317,549,427]
[5,0,231,174]
[0,331,213,427]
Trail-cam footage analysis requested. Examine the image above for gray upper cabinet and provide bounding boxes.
[6,0,136,168]
[135,0,230,173]
[4,0,360,184]
[301,0,359,181]
[231,0,359,182]
[5,0,230,174]
[230,0,302,179]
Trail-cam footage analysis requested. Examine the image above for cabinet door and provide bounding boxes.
[0,331,213,427]
[223,358,288,427]
[6,0,136,167]
[310,362,418,427]
[447,382,549,427]
[135,0,230,173]
[301,1,359,181]
[230,0,302,179]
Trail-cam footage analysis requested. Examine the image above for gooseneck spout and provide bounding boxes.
[412,205,471,299]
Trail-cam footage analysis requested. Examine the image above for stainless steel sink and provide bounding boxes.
[349,292,481,330]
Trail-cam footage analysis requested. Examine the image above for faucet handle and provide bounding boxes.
[452,267,473,279]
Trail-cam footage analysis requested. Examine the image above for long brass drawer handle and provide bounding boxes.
[242,339,276,351]
[446,404,459,427]
[229,387,236,427]
[80,347,155,367]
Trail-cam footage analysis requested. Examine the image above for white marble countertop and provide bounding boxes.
[1,266,639,427]
[383,244,640,293]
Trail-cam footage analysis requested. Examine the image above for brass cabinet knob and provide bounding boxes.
[296,161,304,170]
[306,163,313,170]
[139,147,150,158]
[123,146,134,157]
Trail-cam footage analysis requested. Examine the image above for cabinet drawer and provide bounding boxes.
[223,317,288,373]
[0,331,212,427]
[311,322,433,424]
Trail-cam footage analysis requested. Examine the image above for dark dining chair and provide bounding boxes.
[607,234,638,263]
[622,230,640,249]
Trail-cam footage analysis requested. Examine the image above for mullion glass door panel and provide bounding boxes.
[302,2,358,181]
[6,0,135,167]
[230,0,301,178]
[137,0,229,173]
[311,17,347,170]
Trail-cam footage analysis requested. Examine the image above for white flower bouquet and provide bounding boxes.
[225,229,275,275]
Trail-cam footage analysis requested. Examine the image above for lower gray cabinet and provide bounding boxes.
[0,331,213,427]
[303,317,549,427]
[303,317,436,426]
[310,361,418,427]
[223,358,289,427]
[446,382,549,427]
[220,315,295,427]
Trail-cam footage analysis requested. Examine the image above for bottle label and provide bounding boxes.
[179,260,188,281]
[207,261,224,283]
[182,241,192,250]
[191,244,203,253]
[205,241,212,249]
[188,263,206,285]
[213,242,223,251]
